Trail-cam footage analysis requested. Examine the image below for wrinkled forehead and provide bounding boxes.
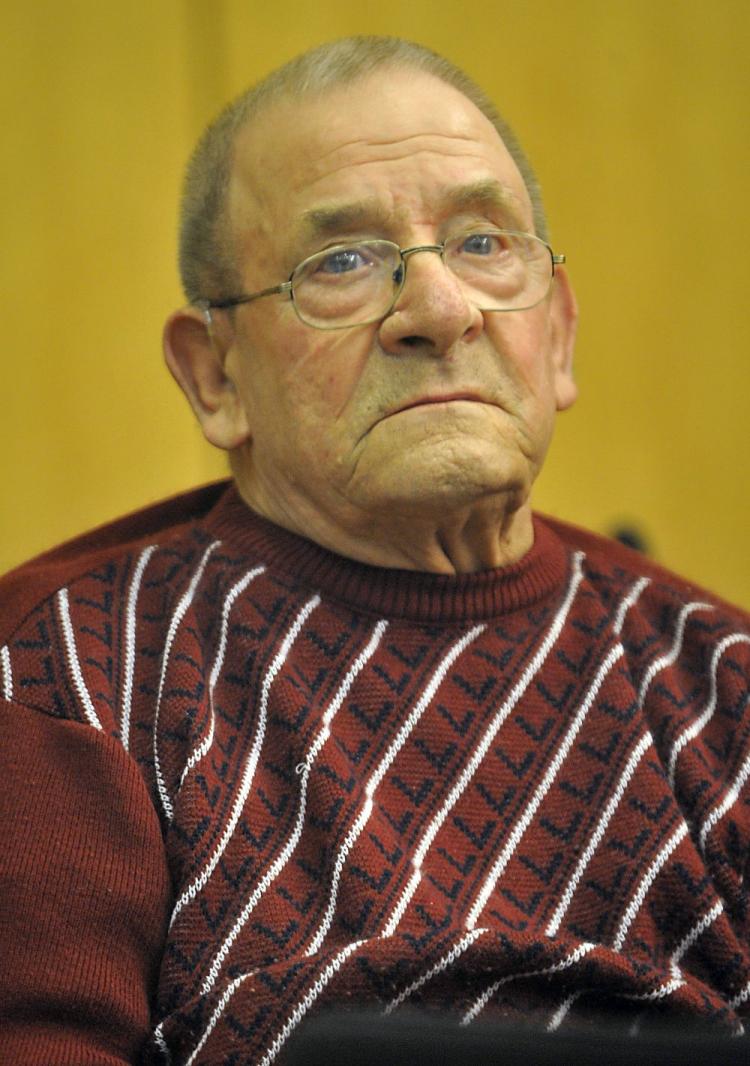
[225,69,532,249]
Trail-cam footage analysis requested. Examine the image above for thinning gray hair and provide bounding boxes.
[178,36,548,304]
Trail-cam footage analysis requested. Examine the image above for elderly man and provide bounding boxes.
[1,36,749,1066]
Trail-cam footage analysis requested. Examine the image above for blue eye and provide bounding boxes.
[460,233,510,256]
[463,234,492,255]
[319,249,367,274]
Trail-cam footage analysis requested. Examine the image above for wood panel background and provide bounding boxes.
[3,0,748,604]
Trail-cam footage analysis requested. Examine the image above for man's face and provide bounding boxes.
[215,68,576,548]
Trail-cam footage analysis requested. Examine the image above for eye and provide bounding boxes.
[299,241,395,290]
[317,247,370,275]
[459,232,512,256]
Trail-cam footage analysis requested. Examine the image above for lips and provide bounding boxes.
[392,393,487,415]
[365,392,495,442]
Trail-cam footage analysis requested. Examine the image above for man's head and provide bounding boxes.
[178,37,550,307]
[164,37,578,574]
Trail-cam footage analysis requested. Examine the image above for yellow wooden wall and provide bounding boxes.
[3,1,749,606]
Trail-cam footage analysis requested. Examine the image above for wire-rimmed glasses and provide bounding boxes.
[197,230,565,331]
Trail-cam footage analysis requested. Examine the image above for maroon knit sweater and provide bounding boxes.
[2,481,750,1065]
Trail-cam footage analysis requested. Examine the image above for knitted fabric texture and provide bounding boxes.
[2,481,750,1065]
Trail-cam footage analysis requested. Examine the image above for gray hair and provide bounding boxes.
[178,35,548,304]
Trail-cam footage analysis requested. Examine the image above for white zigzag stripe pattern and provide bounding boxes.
[546,731,653,937]
[549,590,718,939]
[543,576,667,937]
[384,928,488,1014]
[700,744,750,853]
[610,902,726,1011]
[730,979,750,1011]
[612,822,689,952]
[670,900,724,979]
[153,541,220,822]
[548,600,719,965]
[381,552,585,939]
[605,599,720,950]
[559,969,686,1035]
[188,938,366,1066]
[200,618,388,996]
[304,623,485,958]
[258,940,365,1066]
[626,977,685,1002]
[466,642,625,930]
[1,643,12,701]
[613,576,650,635]
[668,633,750,789]
[179,565,266,792]
[57,587,102,731]
[184,971,251,1066]
[543,597,728,1027]
[170,594,320,926]
[461,941,597,1026]
[547,989,584,1032]
[548,968,692,1031]
[120,544,158,752]
[151,1022,171,1063]
[546,877,724,1027]
[637,600,714,706]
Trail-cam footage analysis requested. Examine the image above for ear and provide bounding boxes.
[547,266,579,412]
[163,306,251,450]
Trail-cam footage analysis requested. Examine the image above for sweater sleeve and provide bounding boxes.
[0,700,172,1065]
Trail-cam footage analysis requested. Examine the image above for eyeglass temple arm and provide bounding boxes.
[200,281,293,311]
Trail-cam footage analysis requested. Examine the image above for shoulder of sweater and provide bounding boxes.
[537,512,750,627]
[0,480,231,644]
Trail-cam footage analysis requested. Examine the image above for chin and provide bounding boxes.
[357,460,529,517]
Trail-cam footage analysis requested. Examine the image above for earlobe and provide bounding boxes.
[163,307,251,450]
[548,266,579,412]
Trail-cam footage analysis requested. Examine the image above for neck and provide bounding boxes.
[234,473,535,575]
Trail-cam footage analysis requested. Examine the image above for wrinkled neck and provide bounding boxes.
[234,471,534,575]
[204,485,569,623]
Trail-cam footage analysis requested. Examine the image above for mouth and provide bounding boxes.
[390,393,490,416]
[358,392,497,446]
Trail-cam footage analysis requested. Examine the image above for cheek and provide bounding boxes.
[239,324,377,471]
[486,312,556,396]
[286,326,375,421]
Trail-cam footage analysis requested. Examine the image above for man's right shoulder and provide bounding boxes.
[0,480,230,644]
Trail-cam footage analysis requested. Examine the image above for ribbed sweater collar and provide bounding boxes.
[204,485,570,623]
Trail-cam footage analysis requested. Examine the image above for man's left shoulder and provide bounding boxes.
[539,512,750,627]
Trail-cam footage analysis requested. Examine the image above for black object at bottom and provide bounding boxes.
[284,1008,749,1066]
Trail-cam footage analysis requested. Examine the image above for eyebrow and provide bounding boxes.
[299,199,391,242]
[440,179,527,227]
[298,179,528,246]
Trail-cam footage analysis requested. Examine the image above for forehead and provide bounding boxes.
[227,69,531,255]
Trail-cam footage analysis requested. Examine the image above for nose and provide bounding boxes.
[377,246,484,357]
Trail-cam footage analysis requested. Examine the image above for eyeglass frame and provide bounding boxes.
[195,229,566,331]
